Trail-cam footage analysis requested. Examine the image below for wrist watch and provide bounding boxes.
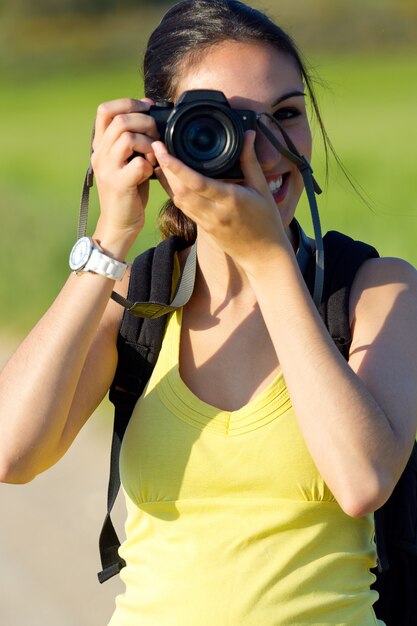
[69,236,128,281]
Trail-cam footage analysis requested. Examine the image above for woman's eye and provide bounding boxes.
[273,107,300,122]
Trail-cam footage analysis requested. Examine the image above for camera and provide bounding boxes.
[146,89,257,179]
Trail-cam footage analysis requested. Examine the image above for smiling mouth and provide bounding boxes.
[268,176,283,195]
[235,172,289,197]
[268,173,290,200]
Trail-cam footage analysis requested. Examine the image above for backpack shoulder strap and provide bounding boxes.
[111,235,188,403]
[98,235,188,583]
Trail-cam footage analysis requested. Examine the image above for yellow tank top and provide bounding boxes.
[109,289,383,625]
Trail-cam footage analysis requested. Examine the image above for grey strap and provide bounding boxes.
[78,124,95,240]
[256,113,324,306]
[110,242,197,319]
[293,219,315,276]
[78,165,94,240]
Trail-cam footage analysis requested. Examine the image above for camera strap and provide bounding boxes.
[256,113,324,306]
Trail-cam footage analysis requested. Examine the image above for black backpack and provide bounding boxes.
[98,231,417,626]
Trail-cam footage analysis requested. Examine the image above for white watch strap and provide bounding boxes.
[85,247,128,281]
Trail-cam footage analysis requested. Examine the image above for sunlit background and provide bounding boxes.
[1,1,416,624]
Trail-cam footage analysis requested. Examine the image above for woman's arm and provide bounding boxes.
[243,249,417,517]
[0,271,126,483]
[0,97,159,484]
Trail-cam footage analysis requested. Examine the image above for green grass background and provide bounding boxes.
[1,27,416,334]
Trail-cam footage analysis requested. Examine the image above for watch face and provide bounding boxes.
[69,236,93,271]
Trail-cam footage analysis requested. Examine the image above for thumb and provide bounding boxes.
[240,130,270,195]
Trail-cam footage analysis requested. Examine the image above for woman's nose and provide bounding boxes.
[255,127,283,173]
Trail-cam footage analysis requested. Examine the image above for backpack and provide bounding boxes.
[98,230,417,626]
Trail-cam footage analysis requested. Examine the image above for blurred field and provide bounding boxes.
[1,2,417,625]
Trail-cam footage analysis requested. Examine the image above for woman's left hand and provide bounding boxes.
[152,131,292,271]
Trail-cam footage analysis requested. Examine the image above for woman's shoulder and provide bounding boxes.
[351,255,417,296]
[349,255,417,329]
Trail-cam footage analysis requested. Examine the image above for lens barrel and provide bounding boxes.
[165,104,244,178]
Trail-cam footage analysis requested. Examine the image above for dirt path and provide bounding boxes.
[0,337,124,625]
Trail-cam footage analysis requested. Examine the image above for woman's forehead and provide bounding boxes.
[175,40,303,109]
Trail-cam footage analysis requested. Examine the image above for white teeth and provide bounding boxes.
[268,176,283,194]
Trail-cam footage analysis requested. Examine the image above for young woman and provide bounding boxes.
[1,1,416,624]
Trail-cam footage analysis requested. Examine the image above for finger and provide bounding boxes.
[94,98,153,147]
[93,118,160,179]
[123,155,154,187]
[151,147,197,208]
[240,130,270,195]
[94,114,159,159]
[154,166,174,198]
[109,132,158,167]
[151,141,227,202]
[151,142,219,218]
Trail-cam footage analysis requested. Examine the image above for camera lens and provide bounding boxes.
[166,104,243,178]
[182,116,227,161]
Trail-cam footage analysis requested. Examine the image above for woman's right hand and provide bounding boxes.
[91,98,159,255]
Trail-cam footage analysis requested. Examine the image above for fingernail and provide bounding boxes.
[247,130,256,146]
[157,154,169,167]
[152,142,169,165]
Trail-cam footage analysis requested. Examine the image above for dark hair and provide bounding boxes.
[143,0,330,242]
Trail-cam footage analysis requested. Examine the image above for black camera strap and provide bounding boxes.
[256,113,324,306]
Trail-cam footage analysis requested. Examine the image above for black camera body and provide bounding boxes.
[147,89,257,179]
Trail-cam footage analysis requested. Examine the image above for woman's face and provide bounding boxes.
[175,41,313,228]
